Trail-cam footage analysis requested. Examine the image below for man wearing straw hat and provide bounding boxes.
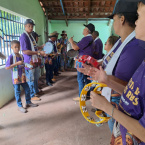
[44,32,57,86]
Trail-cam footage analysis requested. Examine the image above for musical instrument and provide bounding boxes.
[43,42,53,54]
[78,55,100,68]
[79,55,110,124]
[57,42,63,54]
[66,42,79,58]
[80,82,110,124]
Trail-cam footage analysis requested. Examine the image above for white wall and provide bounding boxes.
[0,67,14,108]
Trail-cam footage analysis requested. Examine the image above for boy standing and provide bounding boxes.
[5,40,38,113]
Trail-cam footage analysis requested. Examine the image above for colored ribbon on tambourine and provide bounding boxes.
[80,82,110,124]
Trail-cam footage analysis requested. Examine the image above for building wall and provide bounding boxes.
[49,20,113,54]
[0,0,45,108]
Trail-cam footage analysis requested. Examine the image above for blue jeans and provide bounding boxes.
[107,96,121,133]
[13,83,31,107]
[34,67,40,94]
[45,63,53,83]
[77,61,91,97]
[25,69,36,98]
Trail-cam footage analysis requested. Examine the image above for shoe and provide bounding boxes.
[18,107,27,113]
[31,96,41,101]
[57,72,61,74]
[26,103,38,108]
[52,78,56,82]
[46,82,53,86]
[73,97,80,101]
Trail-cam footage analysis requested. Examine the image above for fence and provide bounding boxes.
[0,10,26,66]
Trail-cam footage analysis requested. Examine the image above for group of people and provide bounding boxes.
[5,18,70,113]
[73,0,145,144]
[3,0,145,144]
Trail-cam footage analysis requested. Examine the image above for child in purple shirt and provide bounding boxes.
[5,40,38,113]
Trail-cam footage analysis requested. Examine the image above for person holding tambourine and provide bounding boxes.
[44,32,58,86]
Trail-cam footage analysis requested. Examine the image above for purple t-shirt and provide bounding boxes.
[111,60,145,145]
[113,38,145,82]
[19,33,38,70]
[77,35,94,57]
[6,54,25,84]
[93,38,103,60]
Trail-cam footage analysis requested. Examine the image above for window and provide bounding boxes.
[0,10,26,66]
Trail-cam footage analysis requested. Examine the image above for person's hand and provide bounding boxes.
[90,91,109,112]
[69,36,74,43]
[77,63,92,75]
[40,51,46,56]
[87,66,108,84]
[41,44,45,49]
[16,61,23,65]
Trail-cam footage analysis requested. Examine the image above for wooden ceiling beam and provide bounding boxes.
[48,15,111,19]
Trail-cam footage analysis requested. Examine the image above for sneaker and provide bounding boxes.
[46,82,53,86]
[52,78,56,82]
[26,103,38,108]
[31,96,41,101]
[73,97,80,101]
[18,107,27,113]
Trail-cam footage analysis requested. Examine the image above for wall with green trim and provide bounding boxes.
[49,20,113,54]
[0,0,46,108]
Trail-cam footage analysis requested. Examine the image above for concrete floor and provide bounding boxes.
[0,70,111,145]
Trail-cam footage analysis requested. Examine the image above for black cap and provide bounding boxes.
[24,19,35,25]
[83,23,95,33]
[140,0,145,4]
[108,1,138,19]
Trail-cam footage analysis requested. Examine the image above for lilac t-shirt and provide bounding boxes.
[111,60,145,145]
[19,33,38,70]
[93,38,103,59]
[77,35,94,57]
[113,38,145,82]
[6,54,25,84]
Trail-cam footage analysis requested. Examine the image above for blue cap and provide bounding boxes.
[24,19,35,25]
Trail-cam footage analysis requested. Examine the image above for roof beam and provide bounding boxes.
[60,0,68,27]
[49,15,111,19]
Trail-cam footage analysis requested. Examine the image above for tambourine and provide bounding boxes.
[80,82,110,124]
[43,42,53,54]
[78,55,100,68]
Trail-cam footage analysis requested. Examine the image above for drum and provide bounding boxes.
[66,42,79,58]
[43,42,53,54]
[0,52,6,60]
